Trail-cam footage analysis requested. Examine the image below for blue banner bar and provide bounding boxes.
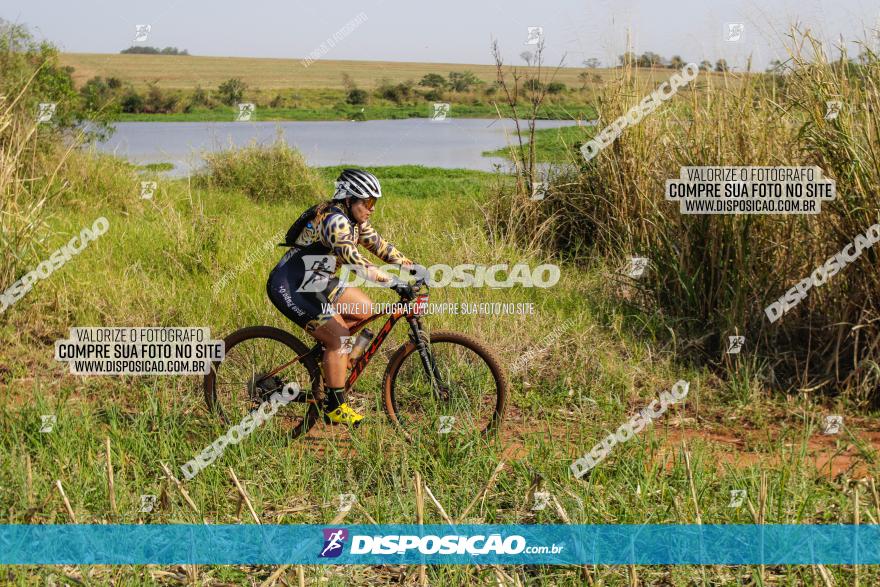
[0,524,876,565]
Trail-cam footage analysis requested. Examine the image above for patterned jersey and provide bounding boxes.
[292,202,410,271]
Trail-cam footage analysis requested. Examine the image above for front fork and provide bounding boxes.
[407,316,449,401]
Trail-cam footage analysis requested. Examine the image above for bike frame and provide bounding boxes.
[262,291,442,395]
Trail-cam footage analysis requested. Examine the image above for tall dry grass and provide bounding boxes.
[0,78,86,292]
[491,30,880,402]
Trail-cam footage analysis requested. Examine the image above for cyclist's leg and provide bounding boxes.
[310,316,350,389]
[334,286,373,328]
[266,259,365,425]
[311,317,363,425]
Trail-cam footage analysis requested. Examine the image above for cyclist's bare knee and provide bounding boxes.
[336,287,373,321]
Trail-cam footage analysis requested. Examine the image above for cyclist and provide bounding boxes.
[267,169,416,427]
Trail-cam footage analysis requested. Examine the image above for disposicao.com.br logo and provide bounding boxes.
[318,529,563,557]
[319,528,348,558]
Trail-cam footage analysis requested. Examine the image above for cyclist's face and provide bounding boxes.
[350,197,376,223]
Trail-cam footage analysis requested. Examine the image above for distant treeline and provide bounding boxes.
[610,53,732,72]
[120,46,189,55]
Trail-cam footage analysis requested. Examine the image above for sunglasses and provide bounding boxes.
[361,197,377,210]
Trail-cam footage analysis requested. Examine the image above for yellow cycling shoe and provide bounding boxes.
[323,403,364,427]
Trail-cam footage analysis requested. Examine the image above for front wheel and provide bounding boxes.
[382,330,507,438]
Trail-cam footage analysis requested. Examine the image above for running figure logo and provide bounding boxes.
[319,528,349,558]
[299,255,337,292]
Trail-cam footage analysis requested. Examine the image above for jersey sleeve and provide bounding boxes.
[358,221,410,265]
[321,212,375,270]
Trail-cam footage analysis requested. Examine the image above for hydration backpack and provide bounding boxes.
[279,203,321,247]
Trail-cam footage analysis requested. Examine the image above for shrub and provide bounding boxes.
[216,78,247,106]
[120,90,145,113]
[375,79,414,104]
[523,79,543,91]
[188,85,211,108]
[144,83,178,113]
[196,139,324,204]
[418,73,447,89]
[80,77,115,111]
[448,71,481,92]
[546,82,567,94]
[346,88,368,105]
[269,93,285,108]
[422,89,444,102]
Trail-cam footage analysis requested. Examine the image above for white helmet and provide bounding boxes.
[333,168,382,200]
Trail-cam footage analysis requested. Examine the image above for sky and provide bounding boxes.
[3,0,879,69]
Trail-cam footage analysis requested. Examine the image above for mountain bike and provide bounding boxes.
[203,271,507,439]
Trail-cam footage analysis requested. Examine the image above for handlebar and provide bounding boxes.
[389,263,429,300]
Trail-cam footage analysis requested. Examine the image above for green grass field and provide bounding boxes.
[2,149,878,585]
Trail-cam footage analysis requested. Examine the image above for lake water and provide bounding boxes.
[94,118,584,176]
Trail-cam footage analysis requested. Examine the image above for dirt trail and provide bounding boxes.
[497,404,880,480]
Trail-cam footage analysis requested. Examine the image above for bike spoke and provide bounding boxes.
[208,335,315,434]
[391,339,499,436]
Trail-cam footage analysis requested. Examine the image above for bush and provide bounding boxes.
[269,93,285,108]
[546,82,567,94]
[216,78,247,106]
[448,71,481,92]
[80,76,117,112]
[346,88,368,105]
[523,79,543,91]
[196,139,324,204]
[188,85,212,108]
[375,79,414,104]
[120,90,145,113]
[418,73,447,89]
[423,89,444,102]
[144,83,178,113]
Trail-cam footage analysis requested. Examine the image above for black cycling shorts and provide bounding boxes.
[266,248,345,333]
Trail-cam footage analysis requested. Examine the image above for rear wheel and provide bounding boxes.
[203,326,322,439]
[382,330,507,438]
